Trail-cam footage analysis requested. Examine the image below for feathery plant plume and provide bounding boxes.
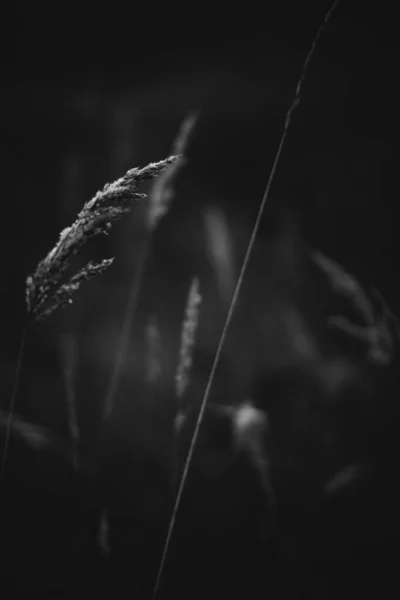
[312,251,376,326]
[233,399,276,504]
[30,259,114,321]
[26,157,177,321]
[203,206,236,309]
[175,277,202,401]
[148,112,198,230]
[1,156,176,485]
[145,314,163,388]
[171,277,201,505]
[152,2,342,597]
[312,250,400,365]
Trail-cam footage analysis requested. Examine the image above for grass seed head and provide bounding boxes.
[26,156,178,321]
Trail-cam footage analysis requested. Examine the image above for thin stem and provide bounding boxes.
[60,333,80,469]
[0,323,28,485]
[151,2,341,597]
[102,234,151,423]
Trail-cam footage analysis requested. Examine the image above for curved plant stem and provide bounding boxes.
[151,2,341,597]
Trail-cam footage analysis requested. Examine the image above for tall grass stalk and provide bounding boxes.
[152,2,341,597]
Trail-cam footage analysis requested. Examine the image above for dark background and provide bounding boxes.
[3,0,399,433]
[1,1,399,596]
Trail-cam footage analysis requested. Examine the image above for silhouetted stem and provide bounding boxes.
[0,322,28,484]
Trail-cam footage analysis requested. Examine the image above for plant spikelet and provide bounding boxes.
[33,258,114,321]
[313,250,400,365]
[145,314,163,386]
[26,156,177,321]
[148,112,198,230]
[175,277,202,400]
